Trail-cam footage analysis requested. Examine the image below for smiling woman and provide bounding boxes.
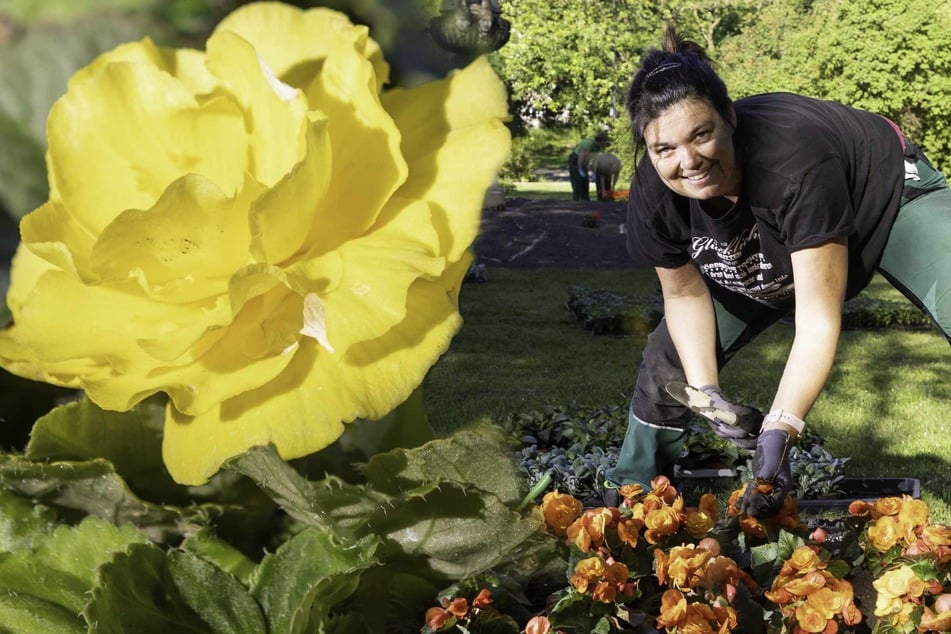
[0,2,510,485]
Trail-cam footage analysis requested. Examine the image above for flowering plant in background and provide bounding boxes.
[420,475,951,633]
[763,544,862,631]
[532,477,766,632]
[582,210,600,227]
[0,1,509,484]
[847,496,951,632]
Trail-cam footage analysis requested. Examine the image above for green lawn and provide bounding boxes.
[423,268,951,522]
[505,181,573,200]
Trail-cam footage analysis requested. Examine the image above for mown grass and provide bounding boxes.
[423,268,951,522]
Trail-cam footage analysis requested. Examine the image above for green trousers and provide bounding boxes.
[606,156,951,489]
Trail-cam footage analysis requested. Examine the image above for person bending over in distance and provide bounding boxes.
[568,131,610,200]
[580,151,623,201]
[602,24,950,517]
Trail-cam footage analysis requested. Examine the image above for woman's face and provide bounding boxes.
[643,98,740,201]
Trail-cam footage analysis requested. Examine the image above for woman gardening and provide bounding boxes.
[602,25,950,518]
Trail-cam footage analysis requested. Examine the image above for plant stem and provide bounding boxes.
[518,472,553,511]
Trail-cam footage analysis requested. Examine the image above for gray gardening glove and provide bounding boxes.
[697,384,762,440]
[740,429,794,518]
[666,383,762,449]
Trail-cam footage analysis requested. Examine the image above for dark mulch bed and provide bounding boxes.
[472,197,637,269]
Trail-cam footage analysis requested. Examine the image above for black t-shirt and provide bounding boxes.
[626,92,905,306]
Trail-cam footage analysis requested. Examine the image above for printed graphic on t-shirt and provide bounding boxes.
[690,224,795,304]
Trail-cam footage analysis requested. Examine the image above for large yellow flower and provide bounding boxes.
[0,2,509,484]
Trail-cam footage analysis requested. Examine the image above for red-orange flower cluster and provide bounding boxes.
[656,588,737,633]
[424,588,493,631]
[569,555,636,603]
[765,545,862,632]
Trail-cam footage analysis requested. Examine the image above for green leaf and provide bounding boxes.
[181,528,258,587]
[226,444,333,527]
[0,454,211,543]
[25,395,185,502]
[250,528,380,634]
[775,529,806,561]
[168,550,267,634]
[363,427,524,505]
[749,542,780,583]
[83,542,209,633]
[0,488,56,552]
[375,486,546,580]
[356,429,549,579]
[336,567,440,633]
[226,444,391,539]
[0,516,149,615]
[0,592,85,634]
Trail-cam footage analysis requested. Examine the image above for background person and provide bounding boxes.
[580,151,623,201]
[568,131,609,200]
[602,24,950,517]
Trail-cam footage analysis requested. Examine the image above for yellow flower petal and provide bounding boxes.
[214,3,389,91]
[249,115,332,265]
[162,256,469,485]
[298,31,407,255]
[204,29,308,186]
[72,38,218,97]
[90,173,260,302]
[286,198,443,353]
[47,61,248,236]
[384,57,510,263]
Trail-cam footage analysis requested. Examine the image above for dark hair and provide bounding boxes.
[626,24,732,143]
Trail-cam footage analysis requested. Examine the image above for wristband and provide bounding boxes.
[761,410,806,438]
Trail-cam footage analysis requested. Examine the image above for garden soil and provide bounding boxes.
[472,196,638,269]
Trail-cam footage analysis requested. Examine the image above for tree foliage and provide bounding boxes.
[493,0,951,170]
[491,0,656,128]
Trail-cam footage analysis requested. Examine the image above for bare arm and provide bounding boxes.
[656,262,719,387]
[771,239,848,418]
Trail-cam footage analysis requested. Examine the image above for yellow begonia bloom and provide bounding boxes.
[0,2,510,484]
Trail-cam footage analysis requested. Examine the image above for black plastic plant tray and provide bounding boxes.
[796,477,921,514]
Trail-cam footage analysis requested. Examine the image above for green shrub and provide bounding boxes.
[565,286,662,336]
[842,295,934,330]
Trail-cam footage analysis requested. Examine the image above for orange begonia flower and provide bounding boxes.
[867,515,901,552]
[872,496,903,518]
[540,490,582,536]
[644,505,681,544]
[565,517,592,552]
[657,589,688,628]
[472,588,492,610]
[685,509,715,538]
[445,597,468,618]
[591,580,618,603]
[848,500,871,517]
[425,606,452,629]
[617,516,644,548]
[923,524,951,547]
[920,607,951,633]
[650,475,679,505]
[699,493,720,521]
[524,615,553,634]
[794,601,830,633]
[783,571,827,597]
[788,546,824,573]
